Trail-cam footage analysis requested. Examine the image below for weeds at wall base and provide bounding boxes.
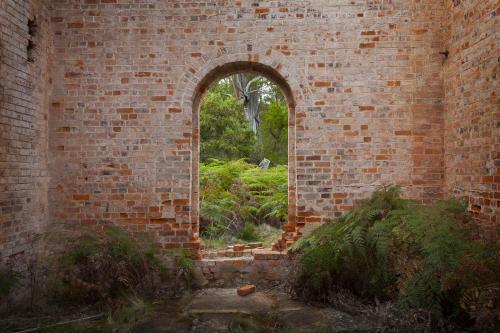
[289,186,499,332]
[0,226,195,332]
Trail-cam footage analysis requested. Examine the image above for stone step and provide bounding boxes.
[202,247,284,260]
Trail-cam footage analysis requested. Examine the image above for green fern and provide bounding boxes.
[291,187,500,323]
[200,160,288,242]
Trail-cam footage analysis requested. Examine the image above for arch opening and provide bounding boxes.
[191,62,297,254]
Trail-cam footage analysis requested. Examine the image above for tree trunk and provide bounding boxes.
[231,74,261,133]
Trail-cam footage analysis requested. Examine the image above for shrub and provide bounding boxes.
[240,165,288,223]
[200,81,257,162]
[200,160,288,244]
[239,223,260,242]
[0,268,20,300]
[49,226,168,306]
[259,100,288,165]
[291,186,499,328]
[0,227,194,332]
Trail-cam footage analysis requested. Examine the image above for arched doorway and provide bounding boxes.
[191,62,297,252]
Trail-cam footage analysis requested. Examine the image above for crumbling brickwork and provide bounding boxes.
[0,0,52,262]
[443,0,499,238]
[46,0,448,249]
[0,0,497,256]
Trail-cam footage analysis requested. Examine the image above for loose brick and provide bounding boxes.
[237,284,256,296]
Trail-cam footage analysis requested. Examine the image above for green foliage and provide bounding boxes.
[229,315,256,332]
[35,296,156,333]
[200,77,288,166]
[0,268,20,299]
[202,224,282,250]
[292,186,499,323]
[259,100,288,165]
[459,282,499,331]
[170,248,195,271]
[200,81,257,162]
[239,223,260,242]
[50,226,168,306]
[198,77,289,249]
[200,160,287,246]
[240,165,288,221]
[103,295,156,332]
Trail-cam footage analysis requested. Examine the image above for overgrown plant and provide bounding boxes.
[200,160,287,246]
[0,227,196,332]
[200,77,289,165]
[258,100,288,165]
[291,186,499,329]
[200,80,257,163]
[240,165,288,223]
[49,226,168,306]
[0,268,20,300]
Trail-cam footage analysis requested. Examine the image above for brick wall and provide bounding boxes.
[47,0,448,249]
[0,0,52,263]
[0,0,496,253]
[443,0,499,238]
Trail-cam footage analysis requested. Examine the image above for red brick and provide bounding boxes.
[233,244,245,251]
[314,81,331,88]
[2,0,495,264]
[359,43,375,48]
[73,195,90,201]
[67,22,83,29]
[255,8,270,14]
[237,284,256,296]
[359,106,375,111]
[135,72,151,77]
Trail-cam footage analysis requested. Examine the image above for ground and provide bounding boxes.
[132,288,378,333]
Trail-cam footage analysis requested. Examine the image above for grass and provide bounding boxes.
[32,296,158,333]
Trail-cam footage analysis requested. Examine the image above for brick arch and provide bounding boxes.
[176,51,306,249]
[175,49,306,109]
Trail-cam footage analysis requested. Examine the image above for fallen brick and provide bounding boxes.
[237,284,256,296]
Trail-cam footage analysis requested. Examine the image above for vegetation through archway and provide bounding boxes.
[199,74,289,250]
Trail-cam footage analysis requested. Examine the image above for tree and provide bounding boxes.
[259,101,288,165]
[231,74,262,133]
[200,80,257,162]
[230,74,287,134]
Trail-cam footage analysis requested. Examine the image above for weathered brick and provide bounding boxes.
[1,0,496,264]
[442,0,498,234]
[0,0,52,263]
[237,284,256,296]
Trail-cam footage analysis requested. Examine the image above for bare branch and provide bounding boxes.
[245,76,261,92]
